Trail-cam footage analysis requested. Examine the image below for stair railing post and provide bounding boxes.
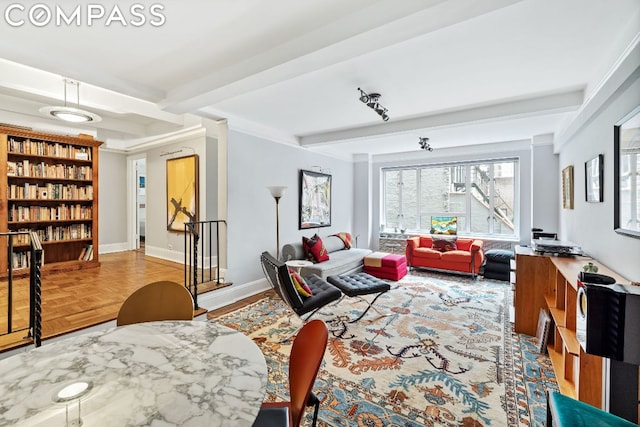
[28,231,43,347]
[7,234,13,335]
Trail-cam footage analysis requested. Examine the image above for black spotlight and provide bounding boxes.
[357,88,389,122]
[419,137,433,151]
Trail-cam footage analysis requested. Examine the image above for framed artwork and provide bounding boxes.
[166,155,199,232]
[585,154,604,203]
[614,105,640,238]
[299,169,331,229]
[430,216,458,235]
[562,165,574,209]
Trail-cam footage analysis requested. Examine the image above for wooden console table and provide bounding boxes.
[514,246,638,418]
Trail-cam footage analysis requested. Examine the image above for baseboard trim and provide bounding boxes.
[144,245,184,264]
[197,278,271,311]
[99,242,129,254]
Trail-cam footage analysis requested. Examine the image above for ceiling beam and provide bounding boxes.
[161,0,523,113]
[300,89,584,146]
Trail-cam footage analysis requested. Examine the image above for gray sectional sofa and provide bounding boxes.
[282,235,371,279]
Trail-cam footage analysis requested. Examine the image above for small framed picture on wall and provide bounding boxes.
[562,165,574,209]
[585,154,604,203]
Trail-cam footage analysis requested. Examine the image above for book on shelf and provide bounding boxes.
[7,161,17,176]
[75,151,89,160]
[81,244,93,261]
[536,308,552,354]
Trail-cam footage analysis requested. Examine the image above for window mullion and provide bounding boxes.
[415,168,421,230]
[465,164,471,233]
[488,164,495,234]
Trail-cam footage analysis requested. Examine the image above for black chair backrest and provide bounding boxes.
[261,251,303,310]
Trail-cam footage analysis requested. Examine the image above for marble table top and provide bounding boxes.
[0,320,267,426]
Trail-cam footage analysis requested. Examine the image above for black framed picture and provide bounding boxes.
[299,169,331,229]
[585,154,604,203]
[614,105,640,238]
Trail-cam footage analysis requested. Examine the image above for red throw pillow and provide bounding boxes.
[331,232,352,249]
[302,234,330,262]
[432,236,457,252]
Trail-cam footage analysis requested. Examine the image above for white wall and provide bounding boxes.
[98,150,127,248]
[558,71,640,280]
[226,130,354,285]
[353,154,373,249]
[143,135,207,263]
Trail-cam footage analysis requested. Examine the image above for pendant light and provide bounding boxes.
[40,79,102,123]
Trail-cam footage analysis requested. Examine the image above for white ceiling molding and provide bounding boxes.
[531,134,554,146]
[202,107,300,147]
[373,139,532,164]
[554,33,640,152]
[105,126,206,153]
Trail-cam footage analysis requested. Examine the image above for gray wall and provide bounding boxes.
[227,130,354,285]
[531,141,559,234]
[98,150,127,245]
[559,71,640,280]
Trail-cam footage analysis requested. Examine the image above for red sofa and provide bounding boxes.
[405,236,484,278]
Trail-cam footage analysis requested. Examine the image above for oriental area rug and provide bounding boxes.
[213,271,558,426]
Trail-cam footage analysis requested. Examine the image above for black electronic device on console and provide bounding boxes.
[576,275,640,365]
[578,272,616,285]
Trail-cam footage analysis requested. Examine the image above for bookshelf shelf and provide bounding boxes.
[9,220,92,226]
[7,151,92,164]
[10,238,94,249]
[9,199,93,203]
[0,126,103,275]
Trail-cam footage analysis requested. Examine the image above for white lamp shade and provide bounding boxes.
[267,186,287,198]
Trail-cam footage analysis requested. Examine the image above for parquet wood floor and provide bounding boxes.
[1,251,186,351]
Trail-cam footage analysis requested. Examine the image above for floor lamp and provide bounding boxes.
[267,186,287,260]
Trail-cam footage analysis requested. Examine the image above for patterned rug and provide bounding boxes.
[213,271,558,426]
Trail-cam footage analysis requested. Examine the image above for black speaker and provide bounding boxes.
[576,279,640,365]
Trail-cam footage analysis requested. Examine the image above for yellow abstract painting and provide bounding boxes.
[166,155,198,231]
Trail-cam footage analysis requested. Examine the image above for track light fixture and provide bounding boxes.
[357,87,389,121]
[419,137,433,151]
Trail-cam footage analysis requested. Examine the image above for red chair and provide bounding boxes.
[252,319,329,427]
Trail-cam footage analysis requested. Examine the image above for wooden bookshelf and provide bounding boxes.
[0,126,103,276]
[514,246,636,410]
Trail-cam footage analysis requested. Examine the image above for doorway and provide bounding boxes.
[135,158,146,251]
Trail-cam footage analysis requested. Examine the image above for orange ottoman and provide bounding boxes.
[363,252,407,281]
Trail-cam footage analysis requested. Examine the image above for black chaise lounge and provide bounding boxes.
[260,251,342,322]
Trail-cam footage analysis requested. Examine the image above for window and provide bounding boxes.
[381,159,518,237]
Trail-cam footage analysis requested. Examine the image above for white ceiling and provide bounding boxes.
[0,0,638,158]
